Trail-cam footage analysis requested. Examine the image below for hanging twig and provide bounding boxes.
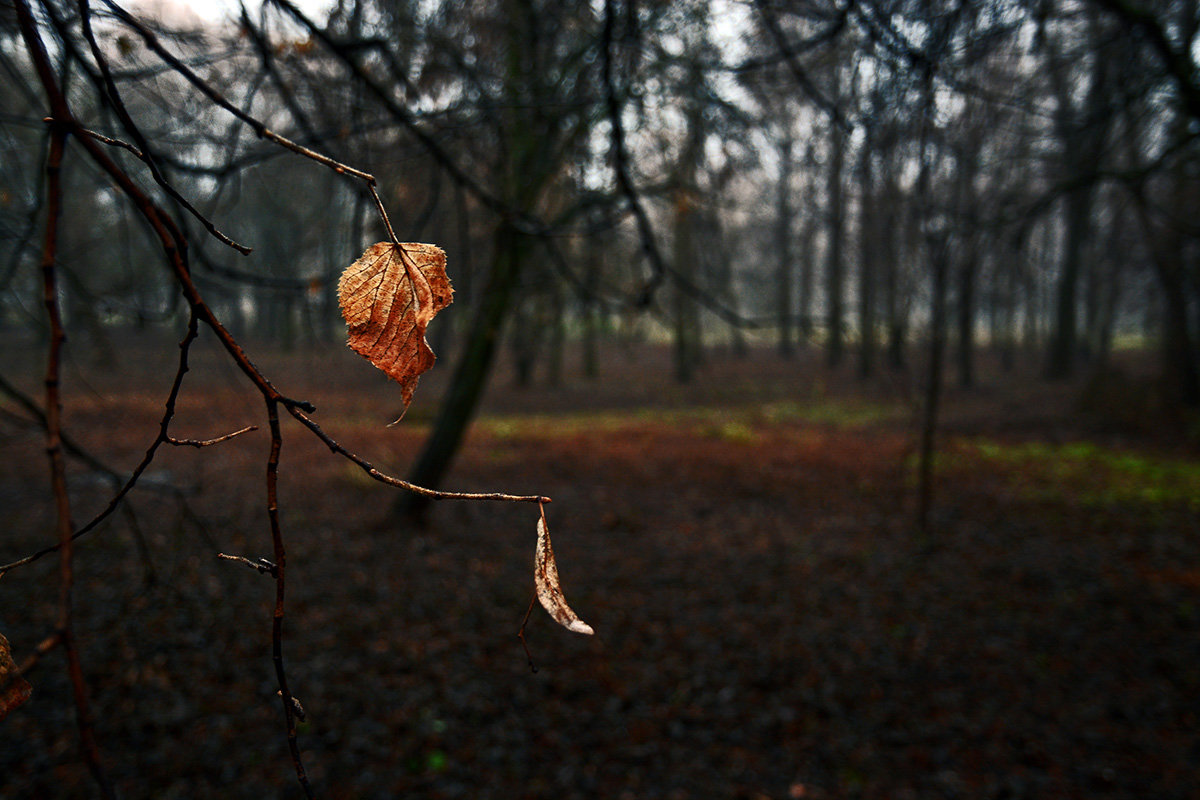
[264,398,314,797]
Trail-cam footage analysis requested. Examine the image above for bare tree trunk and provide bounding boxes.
[1047,188,1091,378]
[672,187,700,383]
[918,234,950,536]
[857,130,877,378]
[798,204,816,344]
[672,56,705,384]
[776,132,795,357]
[825,109,846,368]
[1046,14,1113,379]
[953,143,980,389]
[886,177,915,370]
[547,279,565,387]
[913,58,942,537]
[581,245,600,379]
[397,222,524,520]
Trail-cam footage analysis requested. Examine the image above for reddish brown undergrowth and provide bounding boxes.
[1,337,1197,799]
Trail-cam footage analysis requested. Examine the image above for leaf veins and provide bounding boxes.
[535,512,594,636]
[338,242,453,415]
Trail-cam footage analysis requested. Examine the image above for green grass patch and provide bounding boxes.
[965,438,1200,511]
[759,399,900,428]
[476,398,898,441]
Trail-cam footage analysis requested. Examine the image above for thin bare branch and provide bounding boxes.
[20,13,113,783]
[167,426,258,448]
[264,398,315,798]
[75,4,254,256]
[217,553,278,576]
[0,312,203,578]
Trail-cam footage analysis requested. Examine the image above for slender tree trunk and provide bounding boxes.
[914,62,942,537]
[857,134,876,378]
[511,289,538,389]
[547,279,564,387]
[396,222,525,519]
[886,179,915,370]
[672,187,700,383]
[798,212,815,343]
[825,112,846,368]
[954,167,978,388]
[1047,189,1091,378]
[1160,273,1200,407]
[581,246,600,379]
[999,232,1021,372]
[777,133,795,357]
[671,60,705,383]
[1046,16,1113,379]
[956,254,976,389]
[918,235,950,536]
[1141,207,1200,407]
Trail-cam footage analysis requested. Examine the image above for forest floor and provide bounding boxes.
[1,334,1198,799]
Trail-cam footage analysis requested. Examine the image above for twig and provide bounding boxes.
[75,4,254,256]
[100,0,400,241]
[167,426,258,448]
[601,0,665,307]
[216,553,278,577]
[517,595,539,674]
[287,405,550,503]
[0,312,204,578]
[264,398,314,797]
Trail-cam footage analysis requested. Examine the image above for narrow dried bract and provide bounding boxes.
[0,632,32,722]
[535,515,594,635]
[338,242,453,414]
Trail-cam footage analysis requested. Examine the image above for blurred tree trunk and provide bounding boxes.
[953,136,981,390]
[398,221,525,518]
[798,157,817,345]
[547,278,565,387]
[1046,15,1113,379]
[776,132,795,358]
[824,105,846,368]
[390,0,597,518]
[1088,233,1122,371]
[511,285,539,388]
[672,58,705,384]
[857,127,877,378]
[918,228,950,536]
[672,186,701,383]
[581,244,601,379]
[1137,188,1200,407]
[998,231,1021,372]
[887,174,917,370]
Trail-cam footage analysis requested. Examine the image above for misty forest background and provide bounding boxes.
[1,0,1199,798]
[2,0,1198,410]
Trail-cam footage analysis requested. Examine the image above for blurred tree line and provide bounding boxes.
[2,0,1198,482]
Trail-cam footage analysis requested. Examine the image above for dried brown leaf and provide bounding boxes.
[338,242,453,414]
[0,632,32,722]
[535,514,594,636]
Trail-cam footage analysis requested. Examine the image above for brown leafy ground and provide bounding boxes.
[1,334,1198,799]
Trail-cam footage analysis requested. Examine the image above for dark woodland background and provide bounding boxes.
[1,0,1198,797]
